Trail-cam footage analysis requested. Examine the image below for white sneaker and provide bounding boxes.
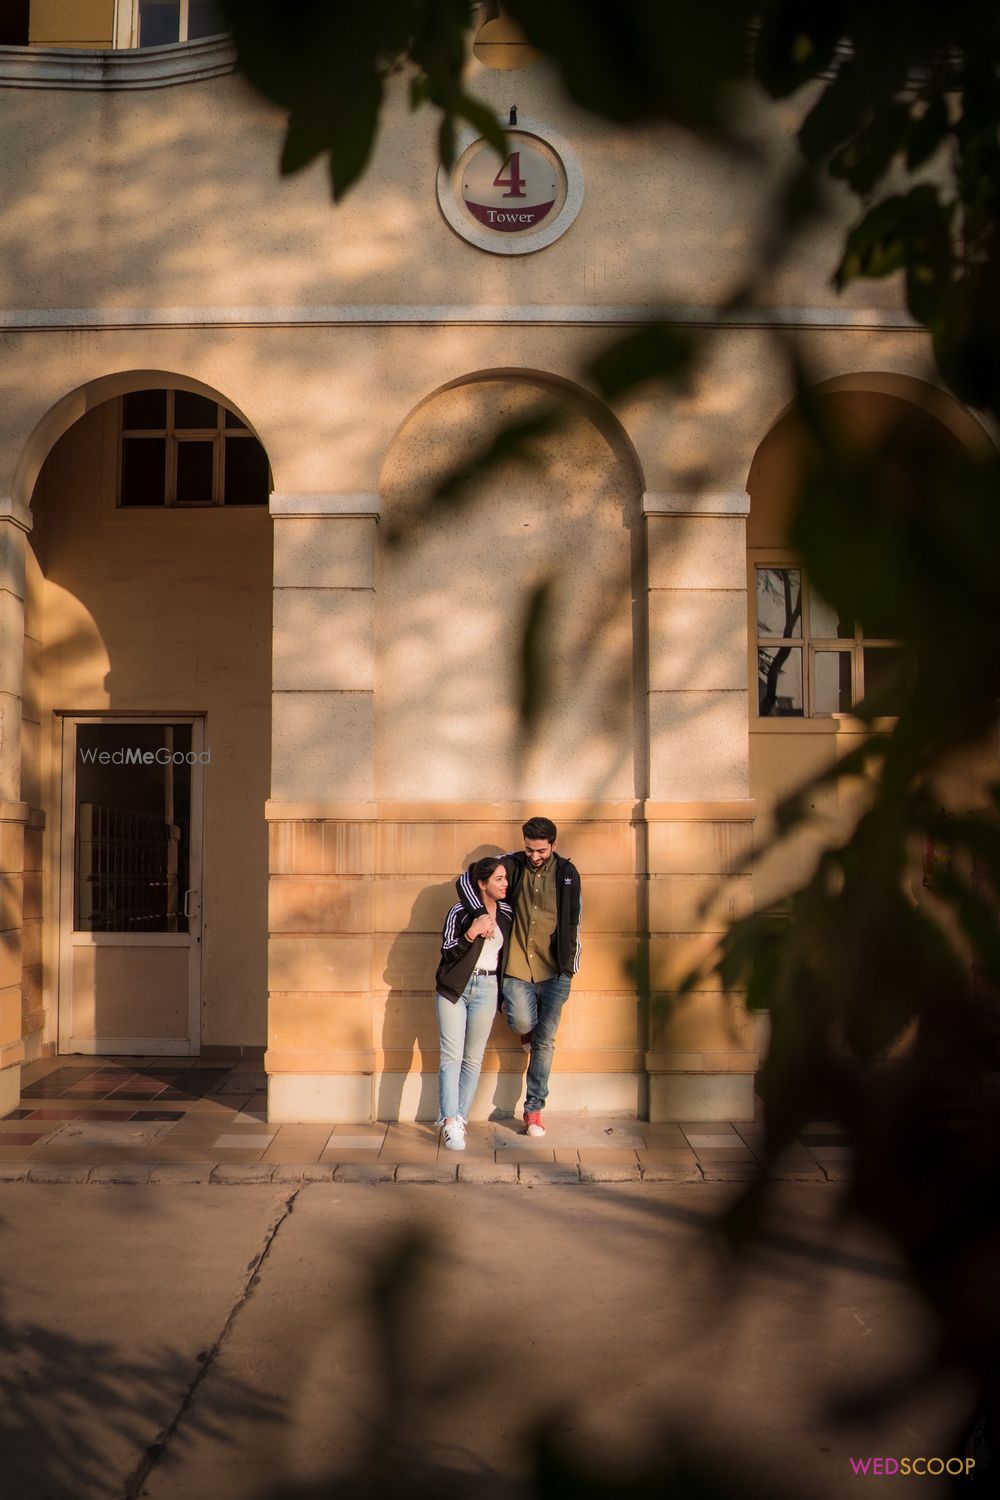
[442,1118,466,1151]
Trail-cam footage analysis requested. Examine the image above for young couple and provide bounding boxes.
[433,816,582,1152]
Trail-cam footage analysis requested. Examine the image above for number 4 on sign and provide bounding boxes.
[493,152,526,198]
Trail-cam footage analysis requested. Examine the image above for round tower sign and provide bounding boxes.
[437,119,583,254]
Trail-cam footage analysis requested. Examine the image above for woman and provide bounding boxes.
[434,856,513,1151]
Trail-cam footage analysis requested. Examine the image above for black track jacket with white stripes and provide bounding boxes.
[457,851,582,980]
[434,866,514,1003]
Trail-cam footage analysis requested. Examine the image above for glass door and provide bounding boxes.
[58,717,204,1054]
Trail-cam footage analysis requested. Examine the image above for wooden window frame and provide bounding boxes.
[117,391,266,508]
[750,550,900,721]
[114,0,227,49]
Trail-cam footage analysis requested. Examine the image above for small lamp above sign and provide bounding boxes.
[437,116,584,255]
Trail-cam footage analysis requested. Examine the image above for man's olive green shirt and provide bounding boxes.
[505,856,558,981]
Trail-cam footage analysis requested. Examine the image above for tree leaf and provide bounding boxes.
[587,324,695,400]
[829,101,911,195]
[753,0,847,100]
[906,92,949,169]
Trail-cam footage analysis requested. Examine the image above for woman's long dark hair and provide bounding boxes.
[473,855,503,890]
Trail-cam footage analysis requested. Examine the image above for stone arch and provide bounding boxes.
[749,370,993,489]
[380,366,646,495]
[377,367,647,801]
[746,370,987,550]
[13,368,270,514]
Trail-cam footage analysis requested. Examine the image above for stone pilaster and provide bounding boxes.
[642,492,756,1121]
[0,500,31,1116]
[266,492,378,1121]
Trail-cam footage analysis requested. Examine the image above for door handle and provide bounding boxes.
[183,888,198,919]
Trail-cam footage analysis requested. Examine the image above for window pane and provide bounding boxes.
[121,438,166,505]
[138,0,180,46]
[176,440,215,503]
[188,0,227,38]
[813,650,852,714]
[862,647,909,716]
[174,391,218,430]
[756,567,802,638]
[75,723,191,933]
[810,585,853,640]
[224,408,248,430]
[758,646,803,717]
[224,436,270,505]
[123,389,167,430]
[0,2,30,46]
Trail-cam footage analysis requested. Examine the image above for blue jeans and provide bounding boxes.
[435,972,498,1121]
[502,973,571,1113]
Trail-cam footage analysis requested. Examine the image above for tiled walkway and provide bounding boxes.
[0,1056,852,1183]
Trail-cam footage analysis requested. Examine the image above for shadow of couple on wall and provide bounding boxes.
[376,845,525,1125]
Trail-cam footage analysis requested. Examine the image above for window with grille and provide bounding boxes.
[754,563,908,718]
[119,390,269,507]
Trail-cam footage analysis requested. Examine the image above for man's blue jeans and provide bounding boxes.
[435,972,498,1122]
[502,973,571,1113]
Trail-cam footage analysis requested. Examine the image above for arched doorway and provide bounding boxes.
[24,373,272,1057]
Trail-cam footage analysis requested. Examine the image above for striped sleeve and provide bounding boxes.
[458,868,482,911]
[442,903,466,950]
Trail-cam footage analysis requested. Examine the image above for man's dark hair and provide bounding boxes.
[472,855,504,888]
[522,816,557,843]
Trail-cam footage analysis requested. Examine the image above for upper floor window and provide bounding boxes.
[754,562,907,718]
[119,390,269,507]
[117,0,227,48]
[0,2,29,46]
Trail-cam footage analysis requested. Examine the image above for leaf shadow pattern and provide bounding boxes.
[0,1286,283,1499]
[243,1226,812,1500]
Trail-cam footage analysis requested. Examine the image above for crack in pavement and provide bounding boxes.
[120,1185,302,1500]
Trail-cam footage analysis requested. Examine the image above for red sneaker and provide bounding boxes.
[523,1111,545,1138]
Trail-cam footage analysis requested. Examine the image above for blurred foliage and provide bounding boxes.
[221,0,1000,1488]
[222,0,505,197]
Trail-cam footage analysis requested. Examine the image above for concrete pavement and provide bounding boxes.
[0,1182,971,1500]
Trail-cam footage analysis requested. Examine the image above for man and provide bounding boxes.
[458,815,582,1137]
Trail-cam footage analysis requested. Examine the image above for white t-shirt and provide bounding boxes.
[477,923,504,972]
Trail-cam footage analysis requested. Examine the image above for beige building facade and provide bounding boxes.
[0,7,989,1124]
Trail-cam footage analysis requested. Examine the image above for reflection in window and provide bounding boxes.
[756,567,802,638]
[754,563,905,719]
[813,650,852,714]
[809,585,853,640]
[758,645,803,717]
[136,0,226,46]
[118,389,269,506]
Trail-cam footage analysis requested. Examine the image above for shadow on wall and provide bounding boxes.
[376,845,526,1123]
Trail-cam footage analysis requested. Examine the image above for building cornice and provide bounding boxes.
[0,304,923,333]
[0,34,235,91]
